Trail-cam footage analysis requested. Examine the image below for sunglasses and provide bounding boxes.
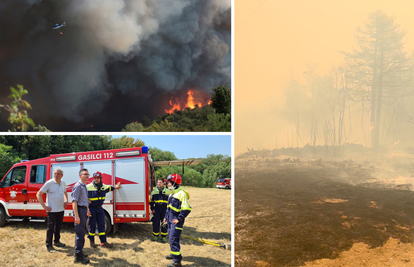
[93,173,102,178]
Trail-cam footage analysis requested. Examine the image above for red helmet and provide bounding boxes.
[167,174,182,185]
[93,171,103,179]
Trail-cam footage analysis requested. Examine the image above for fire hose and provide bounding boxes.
[182,235,231,250]
[160,221,231,250]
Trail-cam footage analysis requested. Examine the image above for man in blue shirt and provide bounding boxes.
[71,168,91,264]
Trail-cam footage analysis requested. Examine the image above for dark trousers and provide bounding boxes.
[88,207,106,243]
[152,207,167,237]
[46,211,64,247]
[168,222,183,262]
[74,206,88,253]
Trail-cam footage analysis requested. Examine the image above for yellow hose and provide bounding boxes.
[182,235,231,250]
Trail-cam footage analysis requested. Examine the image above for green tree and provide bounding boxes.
[343,11,413,149]
[149,147,178,161]
[144,119,175,132]
[207,113,231,132]
[0,85,35,131]
[121,122,144,132]
[110,136,145,149]
[155,166,203,187]
[0,143,21,177]
[211,85,231,115]
[140,115,152,127]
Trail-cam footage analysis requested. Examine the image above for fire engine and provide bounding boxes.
[0,146,201,234]
[216,178,231,189]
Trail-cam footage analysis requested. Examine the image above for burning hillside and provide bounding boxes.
[0,0,231,131]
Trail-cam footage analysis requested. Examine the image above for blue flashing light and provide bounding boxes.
[142,146,148,154]
[20,160,29,162]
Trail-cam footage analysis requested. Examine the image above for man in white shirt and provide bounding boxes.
[37,168,68,253]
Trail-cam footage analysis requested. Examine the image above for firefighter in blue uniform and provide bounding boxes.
[87,171,122,248]
[150,178,170,242]
[163,174,191,267]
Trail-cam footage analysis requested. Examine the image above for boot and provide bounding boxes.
[74,252,90,264]
[162,237,167,243]
[167,261,182,267]
[100,242,113,248]
[152,236,158,242]
[90,238,97,248]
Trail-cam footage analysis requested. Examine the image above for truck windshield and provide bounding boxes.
[3,166,27,187]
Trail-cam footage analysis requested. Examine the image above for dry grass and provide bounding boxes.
[0,187,231,266]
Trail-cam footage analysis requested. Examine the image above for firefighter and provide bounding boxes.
[87,171,122,248]
[163,174,191,267]
[150,178,170,242]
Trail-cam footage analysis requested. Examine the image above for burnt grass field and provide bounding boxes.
[235,150,414,266]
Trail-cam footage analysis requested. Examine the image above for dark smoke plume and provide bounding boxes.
[0,0,231,131]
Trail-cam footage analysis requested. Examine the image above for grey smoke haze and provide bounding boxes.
[0,0,231,130]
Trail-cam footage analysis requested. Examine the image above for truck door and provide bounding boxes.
[114,158,147,219]
[26,164,48,216]
[0,165,28,217]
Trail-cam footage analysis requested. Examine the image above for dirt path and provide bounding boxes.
[235,160,414,266]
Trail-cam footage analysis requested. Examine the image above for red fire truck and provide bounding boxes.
[216,178,231,189]
[0,146,200,234]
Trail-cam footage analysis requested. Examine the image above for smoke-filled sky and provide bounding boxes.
[0,0,231,131]
[236,0,414,155]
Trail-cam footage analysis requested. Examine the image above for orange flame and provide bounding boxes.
[165,89,210,114]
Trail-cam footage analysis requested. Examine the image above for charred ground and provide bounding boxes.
[235,147,414,266]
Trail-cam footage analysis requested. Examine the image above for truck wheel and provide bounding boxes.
[0,206,7,227]
[225,185,229,189]
[86,212,112,235]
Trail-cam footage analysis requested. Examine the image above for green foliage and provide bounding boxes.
[149,147,178,161]
[0,85,35,131]
[144,119,175,132]
[140,115,151,127]
[33,125,52,132]
[122,122,144,132]
[207,113,231,132]
[0,135,112,160]
[211,85,231,115]
[0,144,21,177]
[155,166,204,187]
[110,136,145,149]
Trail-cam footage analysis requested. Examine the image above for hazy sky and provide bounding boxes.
[112,134,231,159]
[235,0,414,155]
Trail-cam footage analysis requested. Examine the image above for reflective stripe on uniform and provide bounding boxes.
[175,227,183,230]
[99,232,105,236]
[89,232,96,236]
[171,250,181,255]
[88,197,106,201]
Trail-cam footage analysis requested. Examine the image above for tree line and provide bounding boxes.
[0,135,231,188]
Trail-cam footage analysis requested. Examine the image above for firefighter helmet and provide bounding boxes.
[167,173,182,185]
[93,171,103,179]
